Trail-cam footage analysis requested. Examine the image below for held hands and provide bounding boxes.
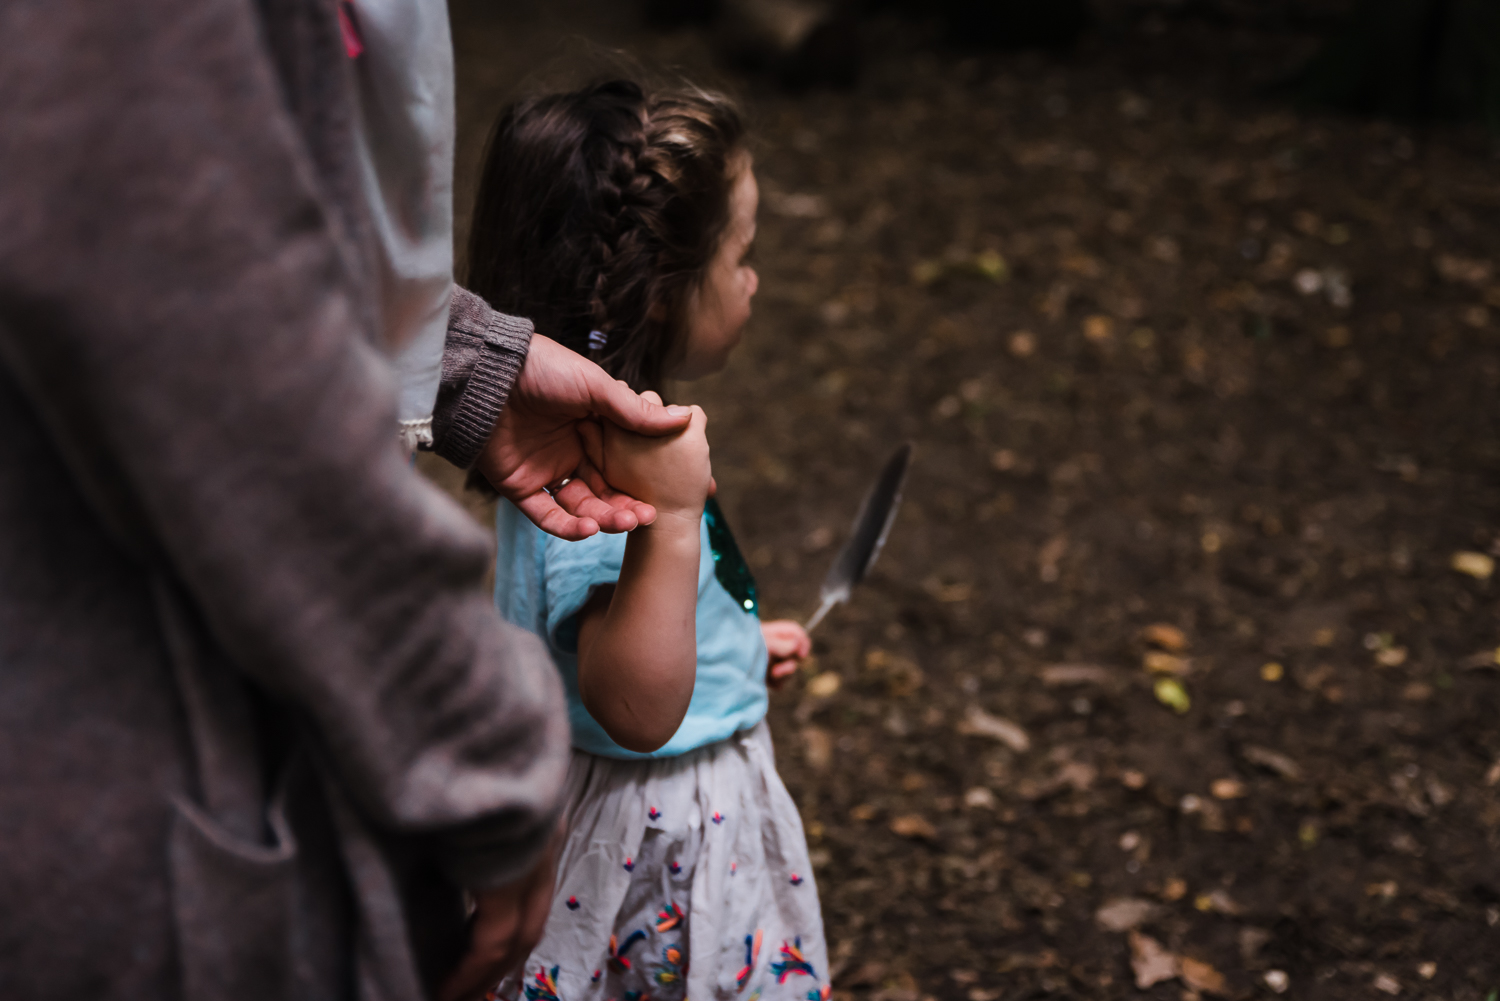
[438,819,565,1001]
[579,392,713,526]
[476,334,693,541]
[762,620,812,689]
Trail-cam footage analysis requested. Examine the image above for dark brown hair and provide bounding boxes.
[466,79,746,393]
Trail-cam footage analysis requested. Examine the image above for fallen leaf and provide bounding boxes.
[889,813,938,840]
[1144,651,1190,675]
[957,706,1031,752]
[1128,931,1179,989]
[1008,331,1036,358]
[1375,646,1409,667]
[806,672,841,698]
[1486,761,1500,786]
[1142,623,1189,652]
[1095,898,1158,932]
[1161,877,1188,901]
[963,786,996,809]
[1084,314,1115,342]
[1241,745,1303,781]
[841,960,886,987]
[1263,969,1290,993]
[1180,957,1227,995]
[1260,661,1284,682]
[1452,551,1495,580]
[1153,677,1191,713]
[1040,663,1116,686]
[801,726,833,772]
[1194,889,1242,915]
[849,803,878,822]
[1374,972,1401,995]
[1057,761,1098,791]
[1210,778,1246,799]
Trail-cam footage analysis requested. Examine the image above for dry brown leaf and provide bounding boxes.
[1180,957,1227,995]
[806,672,841,698]
[1040,663,1116,686]
[1144,651,1190,675]
[801,726,832,772]
[1452,551,1495,580]
[1242,745,1303,781]
[1210,778,1246,799]
[889,813,938,840]
[956,707,1031,752]
[1095,898,1158,932]
[1142,623,1189,652]
[1129,931,1179,989]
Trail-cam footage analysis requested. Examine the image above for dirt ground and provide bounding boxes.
[425,3,1500,998]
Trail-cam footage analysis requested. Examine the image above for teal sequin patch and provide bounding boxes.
[704,497,758,616]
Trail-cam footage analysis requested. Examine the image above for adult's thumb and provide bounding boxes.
[589,370,692,436]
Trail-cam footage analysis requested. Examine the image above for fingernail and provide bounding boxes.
[666,405,692,417]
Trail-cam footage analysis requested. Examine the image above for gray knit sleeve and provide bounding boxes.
[430,286,533,469]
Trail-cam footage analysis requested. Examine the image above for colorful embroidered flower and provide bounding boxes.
[591,970,601,984]
[712,811,724,824]
[736,930,763,990]
[623,992,649,1001]
[522,964,562,1001]
[806,985,832,1001]
[654,901,685,933]
[648,806,661,821]
[771,938,817,983]
[654,944,685,986]
[566,896,580,911]
[730,862,737,876]
[623,857,635,872]
[789,873,804,886]
[668,861,682,875]
[607,930,648,973]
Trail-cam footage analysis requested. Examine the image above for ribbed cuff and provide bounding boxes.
[432,287,533,470]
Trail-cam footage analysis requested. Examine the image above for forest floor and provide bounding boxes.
[426,3,1500,998]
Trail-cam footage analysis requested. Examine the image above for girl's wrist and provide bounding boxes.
[638,507,702,541]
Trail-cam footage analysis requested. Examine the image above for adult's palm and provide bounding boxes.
[475,334,692,540]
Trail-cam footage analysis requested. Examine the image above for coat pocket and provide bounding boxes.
[169,789,298,1001]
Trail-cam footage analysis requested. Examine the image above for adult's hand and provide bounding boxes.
[438,823,564,1001]
[476,334,692,540]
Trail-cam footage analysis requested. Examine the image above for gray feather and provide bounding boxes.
[806,443,912,631]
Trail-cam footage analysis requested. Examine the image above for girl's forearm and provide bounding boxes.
[577,512,701,752]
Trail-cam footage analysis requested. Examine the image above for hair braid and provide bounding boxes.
[466,77,745,395]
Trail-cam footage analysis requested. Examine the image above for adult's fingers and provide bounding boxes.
[553,477,638,533]
[562,462,656,532]
[514,490,600,542]
[585,369,692,436]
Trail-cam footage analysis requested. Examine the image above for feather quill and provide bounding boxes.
[806,442,912,632]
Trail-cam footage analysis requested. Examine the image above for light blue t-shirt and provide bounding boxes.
[494,500,769,759]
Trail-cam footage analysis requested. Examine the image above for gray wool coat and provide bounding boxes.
[0,2,570,999]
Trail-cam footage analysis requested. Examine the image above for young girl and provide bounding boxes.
[468,80,830,1001]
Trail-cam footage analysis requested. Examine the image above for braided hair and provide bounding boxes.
[466,79,746,394]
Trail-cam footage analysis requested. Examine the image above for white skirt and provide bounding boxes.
[495,721,829,1001]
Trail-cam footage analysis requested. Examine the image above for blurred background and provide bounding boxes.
[419,1,1500,998]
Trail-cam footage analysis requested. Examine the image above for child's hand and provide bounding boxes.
[588,394,712,523]
[762,620,811,689]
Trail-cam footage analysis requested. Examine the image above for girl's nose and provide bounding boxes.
[745,266,759,298]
